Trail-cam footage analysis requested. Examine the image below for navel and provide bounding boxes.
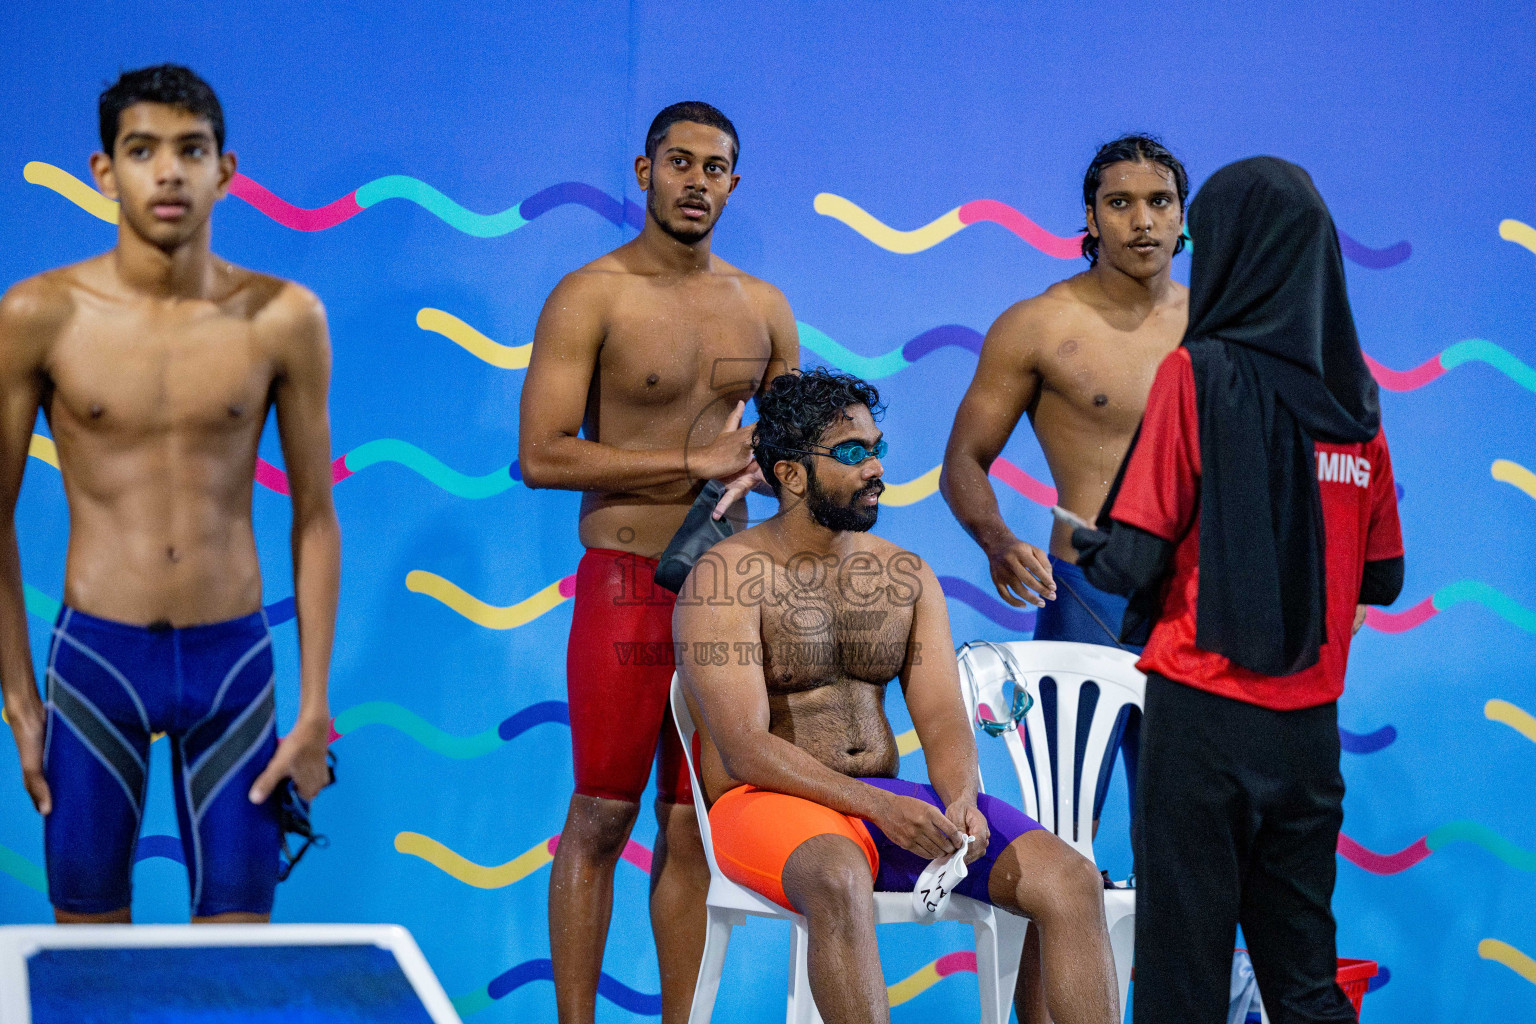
[166,546,181,564]
[1094,393,1109,407]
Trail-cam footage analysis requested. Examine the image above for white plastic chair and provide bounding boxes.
[671,675,1028,1024]
[956,640,1144,1023]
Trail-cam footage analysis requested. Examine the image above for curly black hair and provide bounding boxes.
[100,64,224,154]
[753,368,884,495]
[1080,134,1188,265]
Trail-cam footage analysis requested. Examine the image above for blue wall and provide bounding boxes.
[0,2,1532,1020]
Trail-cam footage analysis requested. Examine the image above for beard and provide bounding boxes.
[646,187,713,244]
[807,466,882,532]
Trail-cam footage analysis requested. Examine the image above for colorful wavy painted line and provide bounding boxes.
[0,841,46,894]
[799,321,984,380]
[417,308,531,369]
[395,830,650,890]
[880,459,1054,509]
[1338,821,1536,875]
[406,571,575,629]
[1486,699,1536,745]
[1479,939,1536,987]
[1500,219,1536,257]
[1364,340,1536,395]
[1493,459,1536,502]
[814,192,1410,268]
[888,950,978,1007]
[453,958,661,1018]
[1365,580,1536,634]
[29,429,522,502]
[332,699,569,758]
[24,161,643,238]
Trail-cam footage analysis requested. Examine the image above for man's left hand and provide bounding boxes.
[945,799,990,865]
[249,715,334,804]
[1353,604,1368,636]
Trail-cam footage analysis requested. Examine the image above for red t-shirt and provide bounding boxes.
[1110,347,1404,710]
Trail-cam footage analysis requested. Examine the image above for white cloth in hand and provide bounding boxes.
[912,834,974,921]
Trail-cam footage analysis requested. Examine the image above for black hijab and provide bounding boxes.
[1181,156,1380,676]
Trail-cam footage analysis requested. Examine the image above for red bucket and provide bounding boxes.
[1335,957,1379,1017]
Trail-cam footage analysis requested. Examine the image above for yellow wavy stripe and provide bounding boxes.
[1492,459,1536,501]
[1479,938,1536,985]
[813,194,965,255]
[394,831,553,889]
[1500,219,1536,257]
[405,571,570,629]
[416,308,531,370]
[896,728,921,756]
[881,465,941,507]
[887,962,943,1006]
[28,434,58,468]
[1486,699,1536,745]
[24,162,118,223]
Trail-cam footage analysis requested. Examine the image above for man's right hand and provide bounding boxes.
[870,790,965,860]
[987,538,1056,608]
[690,400,757,482]
[6,697,51,815]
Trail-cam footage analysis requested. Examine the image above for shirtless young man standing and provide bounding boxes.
[519,102,798,1023]
[0,65,339,924]
[940,135,1188,1022]
[942,135,1189,633]
[674,368,1117,1024]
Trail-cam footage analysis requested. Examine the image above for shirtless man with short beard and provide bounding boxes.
[674,369,1116,1024]
[520,101,797,1023]
[0,65,339,924]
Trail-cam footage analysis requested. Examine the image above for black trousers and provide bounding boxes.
[1132,673,1357,1024]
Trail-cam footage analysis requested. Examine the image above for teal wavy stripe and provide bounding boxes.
[331,701,504,759]
[0,841,46,893]
[797,322,911,380]
[1432,580,1536,632]
[24,583,60,622]
[1426,820,1536,871]
[343,440,516,499]
[1439,339,1536,394]
[353,176,529,238]
[452,990,496,1017]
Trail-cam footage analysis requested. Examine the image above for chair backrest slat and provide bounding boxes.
[957,641,1145,864]
[669,676,728,878]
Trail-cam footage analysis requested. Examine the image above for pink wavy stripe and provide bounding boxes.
[1337,832,1431,874]
[1365,597,1437,634]
[558,575,578,599]
[227,174,363,231]
[546,833,652,873]
[989,457,1059,506]
[958,200,1084,260]
[254,456,351,495]
[1363,352,1445,392]
[934,950,979,977]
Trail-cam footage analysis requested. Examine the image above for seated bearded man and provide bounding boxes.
[674,368,1117,1024]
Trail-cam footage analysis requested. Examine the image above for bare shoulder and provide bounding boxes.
[985,277,1090,351]
[248,273,325,337]
[732,266,792,318]
[0,267,78,338]
[541,255,629,312]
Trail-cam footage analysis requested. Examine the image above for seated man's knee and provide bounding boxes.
[1043,848,1105,913]
[783,834,874,919]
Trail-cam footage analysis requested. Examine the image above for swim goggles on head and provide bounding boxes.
[778,439,888,466]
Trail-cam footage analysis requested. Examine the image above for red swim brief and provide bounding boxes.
[567,547,692,804]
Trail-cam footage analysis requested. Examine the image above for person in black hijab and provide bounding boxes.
[1072,157,1405,1023]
